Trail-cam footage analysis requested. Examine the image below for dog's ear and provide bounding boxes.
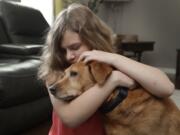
[89,61,112,85]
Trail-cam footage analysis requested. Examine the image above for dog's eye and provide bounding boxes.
[70,71,78,77]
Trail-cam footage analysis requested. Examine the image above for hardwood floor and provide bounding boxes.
[20,121,51,135]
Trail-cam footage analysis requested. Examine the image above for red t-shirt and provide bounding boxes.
[49,111,106,135]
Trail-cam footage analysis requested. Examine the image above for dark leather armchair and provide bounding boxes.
[0,1,52,134]
[0,59,52,134]
[0,0,50,59]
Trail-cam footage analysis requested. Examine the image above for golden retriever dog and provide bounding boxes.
[49,61,180,135]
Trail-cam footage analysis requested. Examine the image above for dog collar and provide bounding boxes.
[100,86,128,113]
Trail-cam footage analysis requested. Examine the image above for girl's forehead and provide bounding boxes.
[61,30,81,47]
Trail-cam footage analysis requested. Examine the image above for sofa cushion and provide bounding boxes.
[0,59,48,108]
[0,44,43,55]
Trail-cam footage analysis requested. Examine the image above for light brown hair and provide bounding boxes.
[38,3,114,81]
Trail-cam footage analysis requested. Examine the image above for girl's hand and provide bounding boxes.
[106,70,136,90]
[78,50,136,89]
[78,50,116,65]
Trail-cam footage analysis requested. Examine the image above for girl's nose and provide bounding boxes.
[66,50,76,62]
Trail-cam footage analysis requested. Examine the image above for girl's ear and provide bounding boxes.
[89,61,112,85]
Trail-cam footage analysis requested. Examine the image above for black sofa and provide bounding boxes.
[0,0,49,59]
[0,59,52,135]
[0,1,52,134]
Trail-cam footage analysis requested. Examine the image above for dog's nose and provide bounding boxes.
[48,85,56,95]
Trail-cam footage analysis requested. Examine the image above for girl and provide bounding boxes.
[38,3,174,135]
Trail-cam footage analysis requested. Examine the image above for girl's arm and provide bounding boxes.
[47,70,134,127]
[79,50,174,97]
[112,54,174,97]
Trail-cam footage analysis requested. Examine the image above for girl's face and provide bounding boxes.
[61,30,90,64]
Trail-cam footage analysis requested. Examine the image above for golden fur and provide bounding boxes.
[49,61,180,135]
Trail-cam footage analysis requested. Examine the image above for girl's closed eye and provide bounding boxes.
[69,43,81,50]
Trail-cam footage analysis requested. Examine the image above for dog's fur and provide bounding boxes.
[49,61,180,135]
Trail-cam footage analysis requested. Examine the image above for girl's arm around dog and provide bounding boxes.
[47,70,134,128]
[78,50,175,98]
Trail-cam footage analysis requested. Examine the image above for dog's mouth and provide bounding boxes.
[57,95,78,102]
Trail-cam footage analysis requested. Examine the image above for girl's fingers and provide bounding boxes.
[83,57,92,64]
[78,53,87,62]
[78,55,84,62]
[78,51,91,62]
[78,50,104,63]
[79,55,92,64]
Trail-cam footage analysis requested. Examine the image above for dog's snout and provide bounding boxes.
[48,85,56,95]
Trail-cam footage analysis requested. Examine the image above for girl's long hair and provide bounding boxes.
[38,3,114,81]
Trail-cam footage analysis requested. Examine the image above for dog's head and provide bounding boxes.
[48,61,112,101]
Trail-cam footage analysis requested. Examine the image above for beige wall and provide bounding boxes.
[54,0,63,17]
[98,0,180,70]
